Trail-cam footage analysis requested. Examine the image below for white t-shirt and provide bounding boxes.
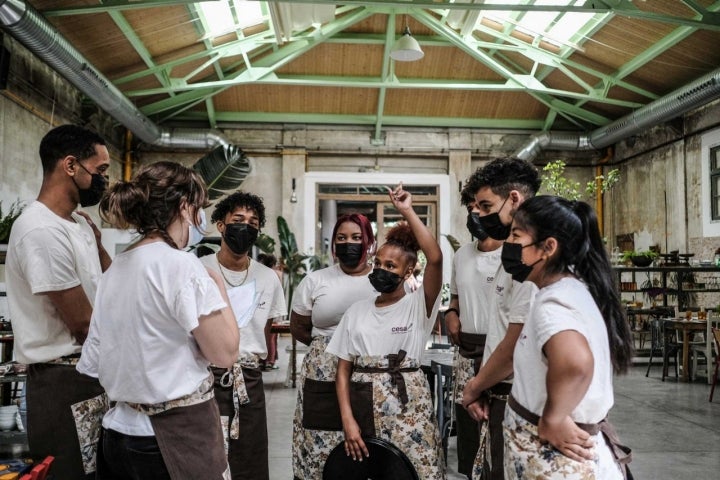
[511,277,614,423]
[77,242,227,436]
[327,286,442,363]
[481,265,537,367]
[6,201,102,364]
[450,242,502,334]
[292,264,377,338]
[200,254,286,359]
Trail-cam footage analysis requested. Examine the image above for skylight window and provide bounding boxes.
[480,0,595,48]
[199,0,265,38]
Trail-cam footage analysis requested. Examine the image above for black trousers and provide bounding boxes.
[96,428,171,480]
[455,403,480,478]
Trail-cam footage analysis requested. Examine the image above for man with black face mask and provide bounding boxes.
[6,124,110,479]
[200,191,286,480]
[459,157,541,480]
[444,178,503,478]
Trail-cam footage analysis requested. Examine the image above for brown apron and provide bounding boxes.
[127,373,230,480]
[213,361,268,480]
[476,382,512,480]
[507,394,634,480]
[27,357,107,480]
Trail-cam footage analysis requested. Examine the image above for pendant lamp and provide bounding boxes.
[390,25,424,62]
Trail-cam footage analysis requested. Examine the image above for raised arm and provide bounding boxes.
[388,183,443,315]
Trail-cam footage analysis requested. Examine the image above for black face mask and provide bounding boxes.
[477,196,511,240]
[501,241,544,283]
[335,243,364,268]
[466,212,489,241]
[223,223,259,255]
[368,268,404,293]
[73,161,107,207]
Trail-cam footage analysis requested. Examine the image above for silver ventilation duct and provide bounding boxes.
[515,68,720,161]
[0,0,229,149]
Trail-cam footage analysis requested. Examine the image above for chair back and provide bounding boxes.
[323,437,419,480]
[713,327,720,362]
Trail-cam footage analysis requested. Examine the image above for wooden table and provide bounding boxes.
[662,318,706,382]
[270,322,297,388]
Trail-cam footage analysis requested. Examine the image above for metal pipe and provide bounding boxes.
[515,67,720,161]
[0,0,229,149]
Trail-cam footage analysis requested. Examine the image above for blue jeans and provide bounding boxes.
[96,428,171,480]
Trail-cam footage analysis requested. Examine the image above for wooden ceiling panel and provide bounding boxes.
[277,44,384,76]
[384,90,547,119]
[394,47,505,81]
[581,17,675,72]
[123,7,200,59]
[214,85,378,115]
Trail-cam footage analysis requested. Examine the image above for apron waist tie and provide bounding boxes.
[213,362,251,439]
[507,394,633,480]
[353,349,418,405]
[125,372,215,416]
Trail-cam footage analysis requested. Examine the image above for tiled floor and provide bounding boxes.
[266,335,720,479]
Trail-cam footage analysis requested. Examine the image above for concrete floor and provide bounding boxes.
[266,335,720,479]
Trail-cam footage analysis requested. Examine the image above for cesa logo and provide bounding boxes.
[486,276,495,283]
[391,326,410,334]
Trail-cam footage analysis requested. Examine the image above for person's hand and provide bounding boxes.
[465,399,489,422]
[462,376,483,409]
[445,311,461,345]
[387,182,412,214]
[342,418,369,461]
[538,415,595,462]
[76,211,102,244]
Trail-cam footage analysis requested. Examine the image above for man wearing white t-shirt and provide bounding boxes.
[461,157,541,480]
[444,181,502,478]
[6,125,111,479]
[201,191,286,480]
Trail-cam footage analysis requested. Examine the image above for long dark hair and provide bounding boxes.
[514,195,634,374]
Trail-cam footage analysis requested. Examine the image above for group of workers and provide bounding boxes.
[5,123,633,480]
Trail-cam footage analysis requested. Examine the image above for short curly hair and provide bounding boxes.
[210,191,266,228]
[465,157,541,199]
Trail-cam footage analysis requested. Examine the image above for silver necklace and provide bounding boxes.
[217,253,250,287]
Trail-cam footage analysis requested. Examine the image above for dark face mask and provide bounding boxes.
[368,268,405,294]
[477,196,511,240]
[73,161,107,207]
[501,241,544,283]
[223,223,259,255]
[466,212,489,241]
[335,242,364,268]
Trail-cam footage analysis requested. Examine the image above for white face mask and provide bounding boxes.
[187,209,207,248]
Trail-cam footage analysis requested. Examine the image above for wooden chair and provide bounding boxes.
[708,327,720,402]
[645,319,680,381]
[19,456,54,480]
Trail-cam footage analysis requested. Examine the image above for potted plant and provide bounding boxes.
[621,250,658,267]
[0,200,25,246]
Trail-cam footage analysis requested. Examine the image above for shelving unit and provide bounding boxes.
[613,265,720,310]
[0,373,25,445]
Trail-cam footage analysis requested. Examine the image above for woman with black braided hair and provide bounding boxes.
[500,196,634,480]
[327,183,445,479]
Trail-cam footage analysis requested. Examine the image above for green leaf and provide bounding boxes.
[255,233,276,254]
[192,145,251,201]
[442,234,462,252]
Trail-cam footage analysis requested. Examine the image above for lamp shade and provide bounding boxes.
[390,27,424,62]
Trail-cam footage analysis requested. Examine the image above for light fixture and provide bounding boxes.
[390,25,424,62]
[290,178,298,203]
